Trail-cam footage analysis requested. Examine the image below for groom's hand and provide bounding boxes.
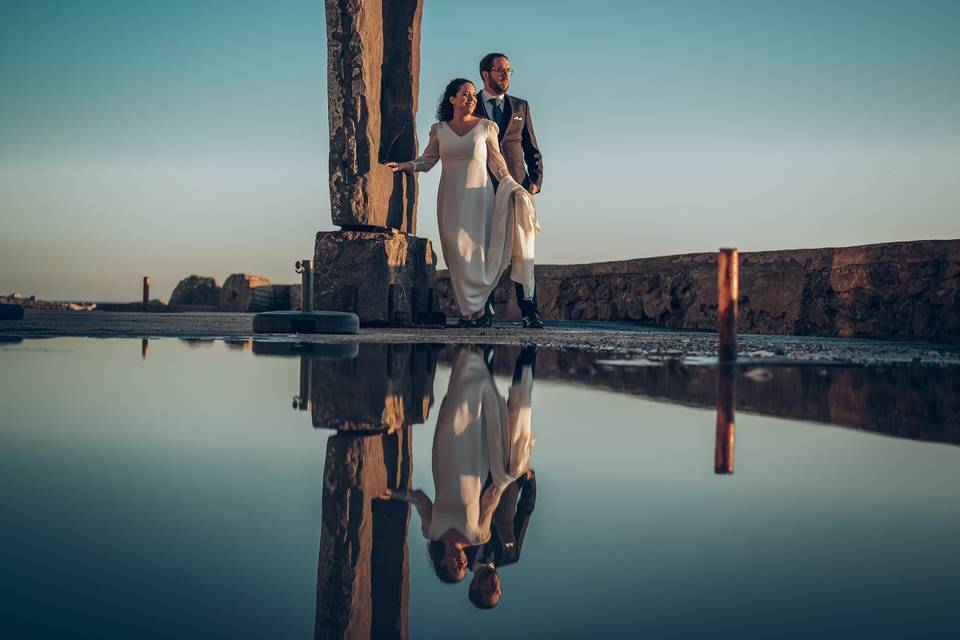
[529,184,540,195]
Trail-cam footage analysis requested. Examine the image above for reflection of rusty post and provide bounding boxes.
[718,248,738,362]
[141,339,148,360]
[714,365,736,474]
[142,276,150,311]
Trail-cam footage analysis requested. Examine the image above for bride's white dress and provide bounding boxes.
[428,349,536,544]
[412,120,538,315]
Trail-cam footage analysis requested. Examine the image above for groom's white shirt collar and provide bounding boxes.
[480,89,506,116]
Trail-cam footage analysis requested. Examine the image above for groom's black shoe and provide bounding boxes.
[475,312,493,328]
[521,310,544,329]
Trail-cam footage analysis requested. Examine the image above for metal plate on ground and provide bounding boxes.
[252,310,359,335]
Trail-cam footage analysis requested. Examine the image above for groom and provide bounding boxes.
[476,52,545,329]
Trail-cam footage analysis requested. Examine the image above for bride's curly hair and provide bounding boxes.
[436,78,474,122]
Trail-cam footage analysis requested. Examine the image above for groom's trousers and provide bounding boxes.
[487,281,538,317]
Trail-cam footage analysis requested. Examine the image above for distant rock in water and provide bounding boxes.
[169,275,220,306]
[1,292,95,311]
[219,274,272,312]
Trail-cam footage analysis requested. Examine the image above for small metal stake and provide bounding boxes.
[142,276,151,312]
[717,248,738,362]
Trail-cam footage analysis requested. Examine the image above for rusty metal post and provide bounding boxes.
[295,260,314,312]
[141,338,149,360]
[717,248,738,362]
[142,276,151,311]
[714,365,736,474]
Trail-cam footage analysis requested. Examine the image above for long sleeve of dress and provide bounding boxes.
[410,123,441,172]
[485,121,511,181]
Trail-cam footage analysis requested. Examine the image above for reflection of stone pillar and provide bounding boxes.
[314,428,412,640]
[714,365,736,474]
[309,343,439,431]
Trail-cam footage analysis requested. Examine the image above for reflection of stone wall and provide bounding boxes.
[315,429,411,639]
[442,346,960,446]
[437,240,960,342]
[310,343,439,431]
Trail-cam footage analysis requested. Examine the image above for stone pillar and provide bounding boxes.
[319,0,442,326]
[326,0,422,232]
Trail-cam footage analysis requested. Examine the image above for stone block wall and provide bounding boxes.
[436,240,959,342]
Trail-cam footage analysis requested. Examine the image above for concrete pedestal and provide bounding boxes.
[252,310,359,334]
[313,229,444,326]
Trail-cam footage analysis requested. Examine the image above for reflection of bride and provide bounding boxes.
[383,348,535,583]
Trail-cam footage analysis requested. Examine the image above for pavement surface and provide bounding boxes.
[2,309,959,365]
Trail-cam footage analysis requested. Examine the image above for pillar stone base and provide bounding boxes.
[313,229,443,326]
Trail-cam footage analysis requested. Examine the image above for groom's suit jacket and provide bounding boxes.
[488,471,537,567]
[476,94,543,193]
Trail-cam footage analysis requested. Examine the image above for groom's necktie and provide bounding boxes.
[489,98,504,127]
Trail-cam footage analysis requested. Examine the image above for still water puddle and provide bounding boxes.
[1,338,958,639]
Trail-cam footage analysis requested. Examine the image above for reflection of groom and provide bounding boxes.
[469,346,539,609]
[476,52,545,329]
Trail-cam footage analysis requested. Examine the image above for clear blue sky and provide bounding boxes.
[1,0,958,300]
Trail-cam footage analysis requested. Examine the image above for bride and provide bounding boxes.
[387,78,538,328]
[380,347,536,584]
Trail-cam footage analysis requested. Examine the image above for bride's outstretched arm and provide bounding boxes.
[387,123,440,173]
[381,487,433,536]
[485,122,511,181]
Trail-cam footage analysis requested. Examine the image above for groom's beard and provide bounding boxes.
[490,77,509,94]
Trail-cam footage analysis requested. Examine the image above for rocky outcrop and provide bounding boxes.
[1,293,96,311]
[437,240,959,342]
[169,275,220,307]
[326,0,423,232]
[219,274,272,312]
[268,284,301,312]
[313,229,441,325]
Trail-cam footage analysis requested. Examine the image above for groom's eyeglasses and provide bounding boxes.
[490,68,513,77]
